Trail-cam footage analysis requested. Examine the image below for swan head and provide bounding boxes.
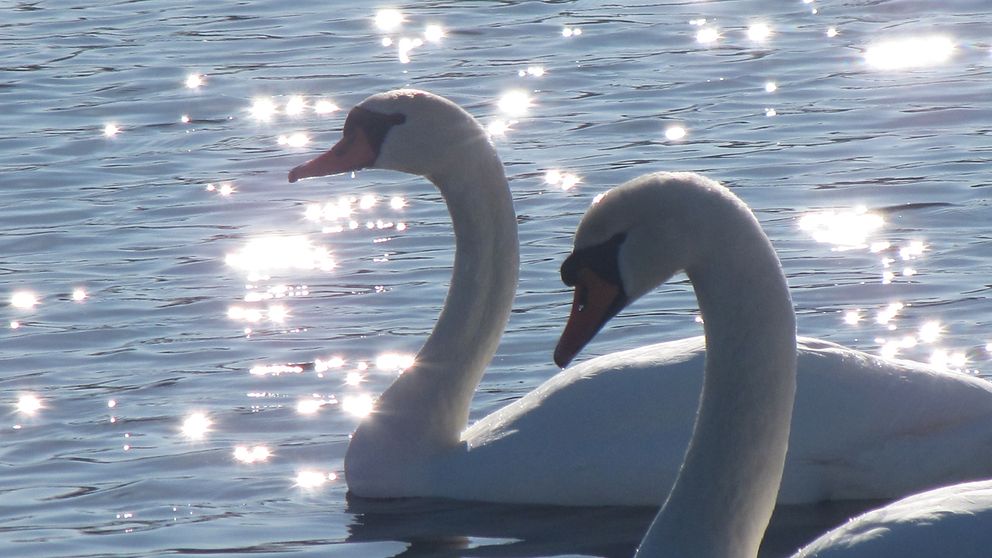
[288,89,489,182]
[554,172,727,367]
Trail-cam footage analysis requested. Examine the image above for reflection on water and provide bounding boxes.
[181,412,211,440]
[865,35,955,70]
[747,23,772,42]
[10,290,38,309]
[185,73,204,90]
[225,235,335,280]
[17,394,42,416]
[799,207,884,250]
[296,469,338,489]
[233,445,271,464]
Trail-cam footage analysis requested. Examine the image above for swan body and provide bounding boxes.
[565,173,992,558]
[288,90,992,507]
[795,480,992,557]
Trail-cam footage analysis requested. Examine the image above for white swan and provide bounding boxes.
[288,89,992,507]
[560,173,992,558]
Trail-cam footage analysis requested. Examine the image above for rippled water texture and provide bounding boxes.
[2,1,991,556]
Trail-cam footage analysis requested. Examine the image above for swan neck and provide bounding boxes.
[638,208,797,558]
[348,138,518,474]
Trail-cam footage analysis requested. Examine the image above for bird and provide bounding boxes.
[288,89,992,508]
[556,172,992,558]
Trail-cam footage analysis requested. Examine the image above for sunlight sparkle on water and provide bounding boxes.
[234,445,270,464]
[314,99,340,114]
[747,23,772,42]
[226,236,335,280]
[519,65,546,77]
[296,470,337,489]
[17,394,42,416]
[665,126,687,141]
[390,196,406,210]
[249,363,304,376]
[375,8,403,32]
[315,356,345,373]
[919,321,942,343]
[103,123,120,138]
[843,310,862,325]
[765,81,778,93]
[277,133,309,148]
[297,398,328,415]
[799,207,884,249]
[185,73,204,89]
[285,95,306,116]
[342,394,375,418]
[497,90,532,118]
[545,169,581,191]
[696,27,719,44]
[72,288,87,302]
[876,302,904,326]
[827,27,839,38]
[487,119,511,137]
[250,97,278,122]
[181,412,211,440]
[375,352,415,372]
[424,24,444,43]
[562,27,582,37]
[11,291,38,309]
[865,35,954,70]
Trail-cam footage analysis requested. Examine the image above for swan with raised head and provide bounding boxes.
[288,89,992,506]
[558,172,992,557]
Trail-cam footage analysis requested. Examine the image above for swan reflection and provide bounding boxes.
[865,35,954,70]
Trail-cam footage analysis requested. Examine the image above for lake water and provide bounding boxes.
[3,1,991,556]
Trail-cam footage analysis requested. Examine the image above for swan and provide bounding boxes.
[287,89,992,506]
[558,173,992,558]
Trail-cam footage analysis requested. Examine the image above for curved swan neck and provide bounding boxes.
[637,189,797,558]
[348,132,518,465]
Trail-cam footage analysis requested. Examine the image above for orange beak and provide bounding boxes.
[288,128,377,183]
[553,268,625,368]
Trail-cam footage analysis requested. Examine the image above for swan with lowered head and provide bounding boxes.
[288,89,992,507]
[558,172,992,558]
